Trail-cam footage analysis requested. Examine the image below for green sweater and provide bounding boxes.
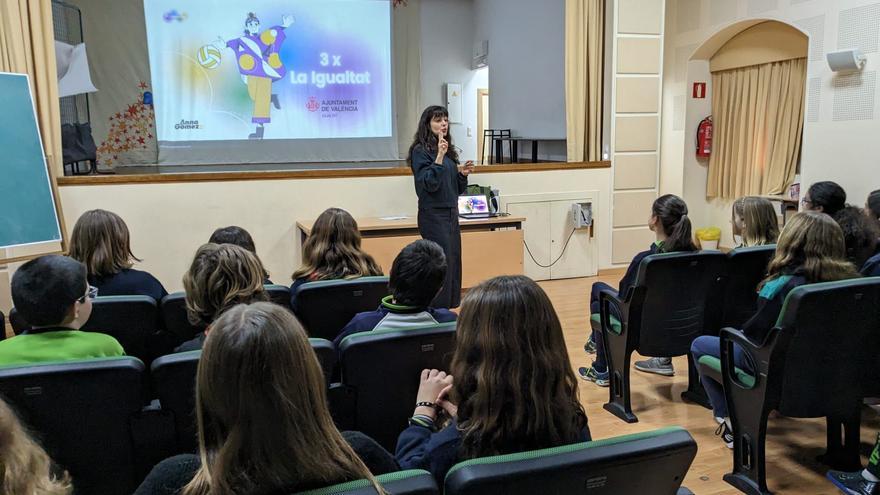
[0,329,124,367]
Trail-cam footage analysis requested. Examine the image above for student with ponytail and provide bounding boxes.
[580,194,696,386]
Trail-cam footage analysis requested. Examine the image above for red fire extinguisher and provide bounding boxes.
[696,116,713,158]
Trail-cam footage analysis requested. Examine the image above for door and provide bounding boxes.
[477,88,489,164]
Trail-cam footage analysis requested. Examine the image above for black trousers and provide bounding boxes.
[418,207,462,308]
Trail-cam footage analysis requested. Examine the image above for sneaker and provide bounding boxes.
[584,339,596,354]
[634,357,675,376]
[715,421,734,449]
[827,470,879,495]
[578,366,609,387]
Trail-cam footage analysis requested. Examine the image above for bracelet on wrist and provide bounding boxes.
[416,401,437,409]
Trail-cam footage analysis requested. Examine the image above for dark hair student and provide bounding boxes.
[208,226,271,283]
[390,239,447,307]
[580,194,697,385]
[395,275,590,482]
[407,106,474,309]
[803,181,846,216]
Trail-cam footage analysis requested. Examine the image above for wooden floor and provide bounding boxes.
[539,274,880,494]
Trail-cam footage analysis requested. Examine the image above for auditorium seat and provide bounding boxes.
[292,469,439,495]
[265,284,292,308]
[161,285,295,342]
[80,295,161,364]
[444,426,697,495]
[152,339,337,455]
[330,322,456,450]
[0,310,5,341]
[684,245,776,410]
[718,245,776,330]
[703,278,880,495]
[7,297,163,363]
[159,292,205,341]
[0,357,146,495]
[598,251,726,423]
[292,276,389,341]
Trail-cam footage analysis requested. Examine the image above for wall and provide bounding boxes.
[475,0,567,157]
[49,168,612,294]
[419,0,488,162]
[661,0,880,247]
[609,0,666,264]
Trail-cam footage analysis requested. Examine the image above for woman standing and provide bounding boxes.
[408,106,474,308]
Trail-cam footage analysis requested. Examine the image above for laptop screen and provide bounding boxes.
[458,194,490,215]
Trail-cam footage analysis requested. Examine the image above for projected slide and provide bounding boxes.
[143,0,392,142]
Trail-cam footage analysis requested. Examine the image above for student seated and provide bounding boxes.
[395,275,590,483]
[0,255,124,366]
[691,212,858,448]
[827,431,880,495]
[0,397,72,494]
[174,244,268,352]
[579,194,697,385]
[290,208,383,310]
[731,196,779,247]
[136,302,397,495]
[802,181,846,216]
[69,209,167,302]
[333,239,456,348]
[833,206,879,270]
[865,189,880,232]
[207,225,272,284]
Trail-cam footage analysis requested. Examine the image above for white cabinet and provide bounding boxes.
[504,192,597,281]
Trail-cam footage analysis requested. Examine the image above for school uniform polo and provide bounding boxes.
[0,328,124,367]
[333,296,457,348]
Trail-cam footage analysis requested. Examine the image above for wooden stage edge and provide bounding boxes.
[56,161,610,187]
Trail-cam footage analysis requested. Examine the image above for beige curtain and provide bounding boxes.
[564,0,604,162]
[707,58,806,199]
[393,0,422,159]
[0,0,62,174]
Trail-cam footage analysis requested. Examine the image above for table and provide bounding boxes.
[296,215,525,289]
[490,136,566,163]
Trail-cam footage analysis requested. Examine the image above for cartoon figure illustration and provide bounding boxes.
[214,12,294,139]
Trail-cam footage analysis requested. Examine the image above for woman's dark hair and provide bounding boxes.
[208,226,270,281]
[406,106,459,166]
[652,194,696,253]
[806,181,846,216]
[389,240,447,307]
[833,206,879,269]
[866,189,880,228]
[451,275,588,459]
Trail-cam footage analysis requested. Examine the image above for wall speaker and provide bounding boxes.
[827,49,867,72]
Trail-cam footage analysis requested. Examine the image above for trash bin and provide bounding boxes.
[696,227,721,251]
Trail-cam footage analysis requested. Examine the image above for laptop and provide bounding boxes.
[458,194,497,219]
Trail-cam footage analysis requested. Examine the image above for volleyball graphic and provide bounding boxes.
[197,45,221,69]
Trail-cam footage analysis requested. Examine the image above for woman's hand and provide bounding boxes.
[436,136,449,163]
[414,369,453,419]
[459,160,475,176]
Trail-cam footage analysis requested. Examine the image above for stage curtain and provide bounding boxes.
[0,0,62,174]
[393,0,422,159]
[564,0,604,162]
[707,58,806,199]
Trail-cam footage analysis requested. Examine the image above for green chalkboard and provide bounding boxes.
[0,72,62,250]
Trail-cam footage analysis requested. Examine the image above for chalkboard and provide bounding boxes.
[0,72,63,253]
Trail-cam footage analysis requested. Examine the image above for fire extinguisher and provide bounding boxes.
[696,116,713,158]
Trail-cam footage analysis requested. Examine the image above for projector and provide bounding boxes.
[826,49,866,72]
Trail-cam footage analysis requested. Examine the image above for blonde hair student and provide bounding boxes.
[135,302,395,494]
[0,398,72,494]
[692,211,858,449]
[732,197,780,247]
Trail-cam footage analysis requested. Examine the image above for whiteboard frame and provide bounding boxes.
[0,71,68,264]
